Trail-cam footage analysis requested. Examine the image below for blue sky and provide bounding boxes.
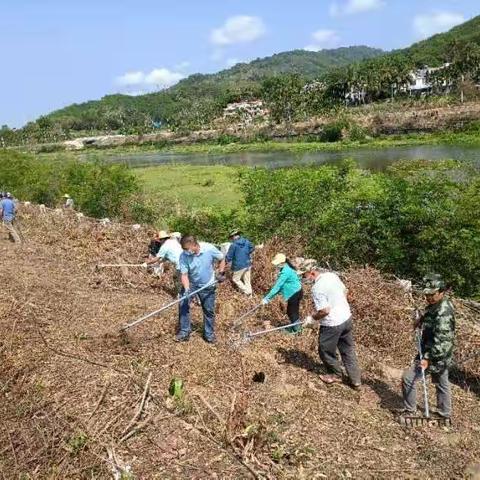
[1,0,479,127]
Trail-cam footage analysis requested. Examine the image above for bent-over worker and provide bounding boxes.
[302,267,361,388]
[263,253,303,334]
[144,230,183,286]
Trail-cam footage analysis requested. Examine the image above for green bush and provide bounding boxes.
[320,121,346,142]
[239,160,480,297]
[0,150,143,221]
[168,208,241,244]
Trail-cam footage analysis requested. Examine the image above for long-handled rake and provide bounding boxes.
[97,263,146,269]
[120,280,218,332]
[232,303,263,331]
[400,330,451,427]
[230,319,305,350]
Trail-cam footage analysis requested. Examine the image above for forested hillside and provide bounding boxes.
[2,15,480,144]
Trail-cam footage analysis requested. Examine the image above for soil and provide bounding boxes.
[1,205,479,479]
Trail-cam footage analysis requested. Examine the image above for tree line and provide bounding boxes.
[2,40,480,146]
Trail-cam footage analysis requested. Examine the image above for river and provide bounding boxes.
[91,144,480,171]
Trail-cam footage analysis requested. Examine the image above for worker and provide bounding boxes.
[177,235,226,343]
[63,194,74,209]
[148,231,164,259]
[0,192,21,243]
[226,229,255,296]
[302,267,361,388]
[399,274,455,421]
[144,230,182,287]
[262,253,303,333]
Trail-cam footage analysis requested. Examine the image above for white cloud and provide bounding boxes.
[210,15,266,46]
[330,0,384,17]
[144,68,185,87]
[304,29,341,51]
[226,58,240,68]
[413,11,465,39]
[115,67,185,92]
[116,71,145,87]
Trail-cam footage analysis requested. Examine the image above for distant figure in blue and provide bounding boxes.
[226,229,255,296]
[0,192,21,244]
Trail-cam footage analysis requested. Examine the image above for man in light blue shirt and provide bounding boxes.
[144,231,183,287]
[177,235,226,343]
[0,193,21,243]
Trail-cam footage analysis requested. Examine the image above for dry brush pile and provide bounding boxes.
[1,204,480,479]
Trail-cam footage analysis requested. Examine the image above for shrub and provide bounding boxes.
[0,151,144,221]
[320,121,346,142]
[239,160,480,297]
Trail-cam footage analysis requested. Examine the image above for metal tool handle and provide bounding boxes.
[247,319,303,338]
[233,303,263,329]
[98,263,145,268]
[120,280,218,331]
[416,329,430,418]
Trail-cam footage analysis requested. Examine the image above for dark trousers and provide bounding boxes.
[178,286,216,340]
[402,364,451,417]
[319,318,361,385]
[287,289,303,331]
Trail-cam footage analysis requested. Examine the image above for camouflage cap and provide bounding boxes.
[422,274,446,295]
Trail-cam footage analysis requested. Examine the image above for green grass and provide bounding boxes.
[135,164,243,210]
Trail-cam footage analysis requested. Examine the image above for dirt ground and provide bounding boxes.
[1,205,479,479]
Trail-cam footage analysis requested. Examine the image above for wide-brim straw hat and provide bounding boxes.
[272,253,287,266]
[157,230,170,240]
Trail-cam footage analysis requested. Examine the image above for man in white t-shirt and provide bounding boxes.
[303,268,361,388]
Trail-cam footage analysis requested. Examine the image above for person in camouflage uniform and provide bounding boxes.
[400,274,455,419]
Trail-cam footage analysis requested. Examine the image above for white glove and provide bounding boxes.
[303,315,315,327]
[141,262,148,268]
[262,298,270,305]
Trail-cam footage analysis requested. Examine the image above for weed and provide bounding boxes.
[67,432,88,456]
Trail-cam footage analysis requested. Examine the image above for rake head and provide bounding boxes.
[397,415,452,428]
[228,332,253,351]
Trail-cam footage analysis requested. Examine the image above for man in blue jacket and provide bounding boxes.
[0,192,21,244]
[226,230,255,296]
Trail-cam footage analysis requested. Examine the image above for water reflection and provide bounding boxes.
[87,144,480,171]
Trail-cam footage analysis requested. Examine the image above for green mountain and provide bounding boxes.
[13,15,480,139]
[44,46,383,131]
[397,15,480,66]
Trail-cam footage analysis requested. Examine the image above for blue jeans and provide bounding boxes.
[178,286,216,339]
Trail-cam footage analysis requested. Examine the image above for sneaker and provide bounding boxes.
[174,334,190,342]
[204,336,217,344]
[285,326,303,335]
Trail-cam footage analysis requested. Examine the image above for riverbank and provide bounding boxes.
[37,129,480,159]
